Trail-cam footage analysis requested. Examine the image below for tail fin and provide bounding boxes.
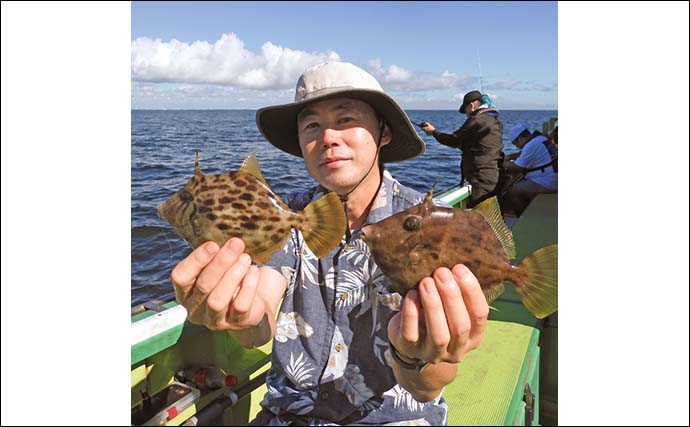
[515,245,558,318]
[301,192,347,258]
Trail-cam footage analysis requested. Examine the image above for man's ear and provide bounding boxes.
[379,123,392,148]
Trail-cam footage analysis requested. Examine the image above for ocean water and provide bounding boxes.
[131,109,557,306]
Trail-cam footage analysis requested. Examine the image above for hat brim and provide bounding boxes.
[256,89,425,163]
[459,92,483,114]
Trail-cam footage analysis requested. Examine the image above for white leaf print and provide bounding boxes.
[320,325,348,382]
[275,312,314,343]
[370,180,389,211]
[334,364,374,407]
[285,352,315,388]
[281,266,296,297]
[383,384,424,412]
[297,245,319,287]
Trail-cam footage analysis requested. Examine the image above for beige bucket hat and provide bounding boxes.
[256,62,425,163]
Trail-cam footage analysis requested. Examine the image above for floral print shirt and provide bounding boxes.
[257,171,450,426]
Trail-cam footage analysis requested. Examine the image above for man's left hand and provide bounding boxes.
[387,264,489,366]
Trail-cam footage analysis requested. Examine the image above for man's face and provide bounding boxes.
[296,97,391,194]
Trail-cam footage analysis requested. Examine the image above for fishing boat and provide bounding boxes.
[131,185,557,426]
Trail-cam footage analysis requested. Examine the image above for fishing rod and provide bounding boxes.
[411,121,430,129]
[477,48,484,93]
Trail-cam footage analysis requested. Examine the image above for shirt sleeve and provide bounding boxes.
[515,140,539,169]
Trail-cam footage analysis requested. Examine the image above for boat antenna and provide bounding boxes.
[476,48,484,93]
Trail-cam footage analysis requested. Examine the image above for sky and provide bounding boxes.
[131,1,558,110]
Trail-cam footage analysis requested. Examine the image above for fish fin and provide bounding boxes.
[515,245,558,318]
[194,151,203,177]
[239,153,268,185]
[425,177,441,203]
[474,196,516,259]
[301,192,346,258]
[482,282,505,305]
[251,234,291,264]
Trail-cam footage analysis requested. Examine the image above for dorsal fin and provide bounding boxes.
[239,153,267,185]
[424,177,441,205]
[194,151,203,177]
[473,196,516,259]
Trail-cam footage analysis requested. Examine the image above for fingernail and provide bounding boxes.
[202,242,219,258]
[437,268,452,284]
[239,253,251,268]
[226,238,243,255]
[423,281,438,296]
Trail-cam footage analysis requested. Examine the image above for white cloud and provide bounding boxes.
[367,58,473,91]
[131,33,341,89]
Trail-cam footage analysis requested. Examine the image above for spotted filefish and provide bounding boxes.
[360,187,557,319]
[157,152,347,264]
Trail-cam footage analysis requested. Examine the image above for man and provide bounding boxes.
[420,90,504,208]
[171,62,488,425]
[500,123,558,216]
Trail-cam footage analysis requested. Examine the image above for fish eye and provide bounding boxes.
[403,215,421,231]
[179,189,194,203]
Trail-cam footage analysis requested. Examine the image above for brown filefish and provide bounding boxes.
[360,187,557,319]
[157,152,347,264]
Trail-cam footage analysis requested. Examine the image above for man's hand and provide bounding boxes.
[171,237,266,331]
[420,122,436,135]
[388,264,489,366]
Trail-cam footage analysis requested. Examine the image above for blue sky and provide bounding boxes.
[132,1,557,110]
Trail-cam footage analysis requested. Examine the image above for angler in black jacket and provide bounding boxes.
[421,90,504,208]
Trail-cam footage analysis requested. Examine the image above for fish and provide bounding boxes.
[360,186,557,319]
[157,152,347,264]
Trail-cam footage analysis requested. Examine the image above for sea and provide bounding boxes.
[131,109,557,307]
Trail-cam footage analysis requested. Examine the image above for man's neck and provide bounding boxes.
[340,169,383,230]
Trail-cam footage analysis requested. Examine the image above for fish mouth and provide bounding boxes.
[156,201,165,220]
[360,225,377,242]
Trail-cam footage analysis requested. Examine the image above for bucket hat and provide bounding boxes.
[458,90,483,113]
[508,123,529,141]
[256,62,425,163]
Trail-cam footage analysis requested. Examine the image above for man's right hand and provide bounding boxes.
[171,237,266,331]
[421,122,436,135]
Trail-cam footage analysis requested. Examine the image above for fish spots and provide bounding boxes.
[229,188,242,195]
[231,202,246,210]
[235,180,247,187]
[240,193,255,202]
[217,223,230,231]
[251,214,264,221]
[220,196,232,204]
[245,184,258,192]
[470,234,482,243]
[255,201,270,209]
[430,252,440,260]
[206,213,218,221]
[263,225,274,232]
[241,222,259,230]
[199,206,211,214]
[269,216,280,222]
[271,235,282,243]
[203,199,215,206]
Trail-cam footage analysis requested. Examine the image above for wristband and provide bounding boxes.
[388,342,430,373]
